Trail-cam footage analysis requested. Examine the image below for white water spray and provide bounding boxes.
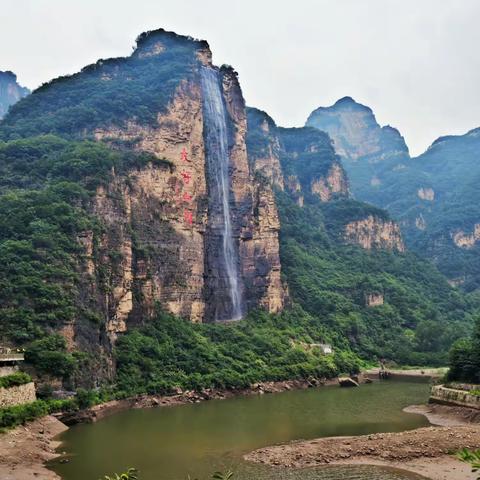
[200,67,243,321]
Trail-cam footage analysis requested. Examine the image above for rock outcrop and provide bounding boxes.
[0,71,29,119]
[417,187,435,201]
[344,215,405,252]
[365,292,384,307]
[306,97,409,164]
[452,224,480,249]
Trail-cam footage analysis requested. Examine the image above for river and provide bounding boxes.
[50,380,431,480]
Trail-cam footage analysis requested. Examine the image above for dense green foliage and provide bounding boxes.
[0,135,167,346]
[115,308,360,396]
[0,398,76,430]
[0,372,31,389]
[448,314,480,383]
[276,191,474,365]
[0,30,201,139]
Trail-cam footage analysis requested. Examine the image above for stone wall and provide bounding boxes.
[430,385,480,410]
[0,366,18,377]
[0,382,36,408]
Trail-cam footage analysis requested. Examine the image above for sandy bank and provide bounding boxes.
[0,415,67,480]
[245,404,480,480]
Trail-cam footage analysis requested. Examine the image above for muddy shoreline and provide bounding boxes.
[245,403,480,480]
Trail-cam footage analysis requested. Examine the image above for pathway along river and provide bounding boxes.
[51,380,431,480]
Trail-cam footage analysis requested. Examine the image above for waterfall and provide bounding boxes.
[200,67,243,321]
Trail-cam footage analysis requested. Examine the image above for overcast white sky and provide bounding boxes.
[1,0,479,155]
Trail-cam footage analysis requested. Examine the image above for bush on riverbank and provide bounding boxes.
[0,398,76,430]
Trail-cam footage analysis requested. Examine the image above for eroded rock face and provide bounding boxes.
[77,35,285,332]
[344,216,405,252]
[0,71,29,119]
[310,163,349,202]
[418,187,435,201]
[453,224,480,249]
[246,108,285,189]
[306,97,409,164]
[365,293,384,307]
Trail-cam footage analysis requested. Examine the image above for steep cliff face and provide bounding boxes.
[0,71,29,119]
[87,32,285,326]
[344,215,405,252]
[306,97,410,207]
[306,97,409,164]
[0,29,286,379]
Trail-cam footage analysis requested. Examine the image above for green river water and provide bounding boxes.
[51,380,431,480]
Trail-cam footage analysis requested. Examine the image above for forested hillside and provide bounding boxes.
[248,107,475,366]
[0,29,475,399]
[307,99,480,291]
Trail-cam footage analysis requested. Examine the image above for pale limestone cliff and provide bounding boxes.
[310,163,349,202]
[417,187,435,201]
[221,68,285,316]
[452,224,480,249]
[365,293,384,307]
[306,97,409,164]
[80,49,284,331]
[344,216,405,252]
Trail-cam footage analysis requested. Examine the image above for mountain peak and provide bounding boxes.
[0,70,29,119]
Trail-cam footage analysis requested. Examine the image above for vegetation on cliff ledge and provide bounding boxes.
[114,308,360,396]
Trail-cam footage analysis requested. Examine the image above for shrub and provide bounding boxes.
[0,372,32,389]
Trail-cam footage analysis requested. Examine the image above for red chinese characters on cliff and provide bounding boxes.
[174,148,194,226]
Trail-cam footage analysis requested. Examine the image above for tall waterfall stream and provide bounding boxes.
[200,67,244,321]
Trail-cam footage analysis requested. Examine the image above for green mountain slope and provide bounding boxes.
[247,107,475,365]
[307,98,480,291]
[0,30,474,397]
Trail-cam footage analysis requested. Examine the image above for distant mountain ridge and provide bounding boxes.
[0,71,29,119]
[306,97,480,290]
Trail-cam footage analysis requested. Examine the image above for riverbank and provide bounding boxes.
[245,403,480,480]
[0,415,67,480]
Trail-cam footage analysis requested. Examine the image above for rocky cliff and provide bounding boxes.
[246,108,350,202]
[0,71,29,119]
[89,32,285,328]
[344,215,405,252]
[246,108,405,252]
[0,30,285,368]
[306,97,408,162]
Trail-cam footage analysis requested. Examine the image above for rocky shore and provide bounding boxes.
[245,403,480,480]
